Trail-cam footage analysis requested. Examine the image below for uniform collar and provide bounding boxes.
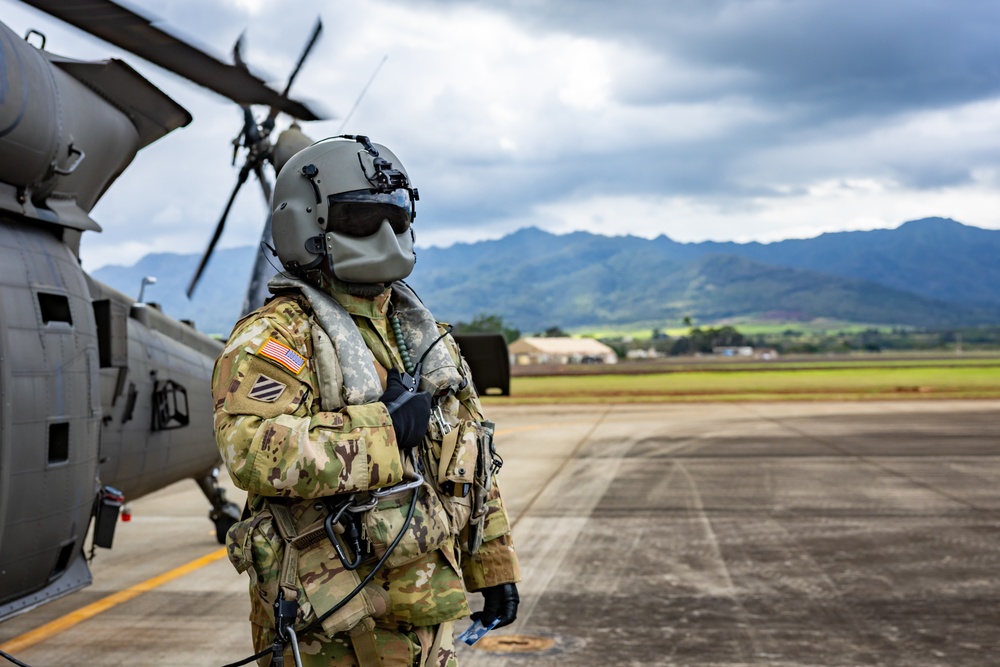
[325,280,391,318]
[303,270,392,318]
[330,290,390,318]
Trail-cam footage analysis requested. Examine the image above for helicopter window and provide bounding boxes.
[93,299,128,368]
[38,292,73,325]
[152,380,190,431]
[48,422,69,464]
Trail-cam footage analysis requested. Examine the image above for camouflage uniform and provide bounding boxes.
[214,279,519,667]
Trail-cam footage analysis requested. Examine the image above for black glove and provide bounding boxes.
[471,583,519,629]
[379,369,432,449]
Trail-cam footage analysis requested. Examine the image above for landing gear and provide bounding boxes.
[197,467,242,544]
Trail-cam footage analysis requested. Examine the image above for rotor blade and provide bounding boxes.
[252,162,273,208]
[232,30,248,71]
[281,17,322,100]
[20,0,327,120]
[187,169,250,298]
[264,17,323,128]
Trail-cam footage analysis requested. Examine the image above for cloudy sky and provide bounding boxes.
[4,0,1000,271]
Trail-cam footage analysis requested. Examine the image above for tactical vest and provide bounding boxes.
[226,277,500,645]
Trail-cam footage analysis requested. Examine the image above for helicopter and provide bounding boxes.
[0,0,331,621]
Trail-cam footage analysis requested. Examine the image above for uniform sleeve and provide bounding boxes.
[461,481,522,591]
[212,312,404,499]
[442,332,522,590]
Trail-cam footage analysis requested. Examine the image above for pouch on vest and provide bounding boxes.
[225,513,264,576]
[436,419,480,536]
[467,420,498,554]
[363,480,451,569]
[244,503,388,639]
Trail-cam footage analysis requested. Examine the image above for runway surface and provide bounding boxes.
[1,400,998,666]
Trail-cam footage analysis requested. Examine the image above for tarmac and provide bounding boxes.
[1,400,998,666]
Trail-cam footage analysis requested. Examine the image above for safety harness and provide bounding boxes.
[227,278,471,667]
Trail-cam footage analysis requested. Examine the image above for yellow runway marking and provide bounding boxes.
[0,548,228,654]
[0,418,599,655]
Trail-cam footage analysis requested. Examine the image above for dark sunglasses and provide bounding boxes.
[327,189,413,238]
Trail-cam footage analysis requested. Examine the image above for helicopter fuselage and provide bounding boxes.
[0,213,224,621]
[0,17,229,621]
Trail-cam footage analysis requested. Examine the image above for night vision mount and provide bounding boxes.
[339,134,419,201]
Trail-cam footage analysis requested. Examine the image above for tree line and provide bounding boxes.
[450,313,1000,358]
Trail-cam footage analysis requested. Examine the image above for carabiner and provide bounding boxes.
[346,495,378,513]
[432,405,452,436]
[324,498,365,570]
[372,470,425,498]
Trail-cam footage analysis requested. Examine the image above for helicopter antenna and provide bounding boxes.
[337,55,388,134]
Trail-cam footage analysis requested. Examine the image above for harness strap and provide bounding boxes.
[269,503,301,602]
[437,426,462,486]
[271,502,330,604]
[348,618,384,667]
[417,621,454,667]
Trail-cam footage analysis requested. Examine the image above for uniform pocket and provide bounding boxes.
[295,537,385,637]
[225,514,258,574]
[364,482,451,569]
[440,420,478,490]
[436,420,481,534]
[246,510,382,638]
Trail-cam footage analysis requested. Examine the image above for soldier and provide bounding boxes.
[213,135,520,667]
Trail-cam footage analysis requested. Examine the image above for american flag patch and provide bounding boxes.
[247,374,287,403]
[257,337,306,374]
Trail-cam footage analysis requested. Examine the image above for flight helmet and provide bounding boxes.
[272,135,418,283]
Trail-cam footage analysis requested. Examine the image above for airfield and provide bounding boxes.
[2,399,999,666]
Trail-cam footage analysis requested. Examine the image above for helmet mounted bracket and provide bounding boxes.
[300,163,322,204]
[304,235,328,256]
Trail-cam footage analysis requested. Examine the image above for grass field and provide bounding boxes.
[484,358,1000,403]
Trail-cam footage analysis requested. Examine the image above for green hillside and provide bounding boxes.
[411,227,993,331]
[90,219,999,335]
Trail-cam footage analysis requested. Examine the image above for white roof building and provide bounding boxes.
[508,337,618,365]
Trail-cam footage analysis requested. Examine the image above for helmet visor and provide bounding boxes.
[327,189,412,238]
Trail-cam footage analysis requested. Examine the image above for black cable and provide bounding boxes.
[407,325,453,389]
[416,325,453,368]
[222,477,420,667]
[221,646,271,667]
[302,481,419,634]
[396,280,424,304]
[223,324,446,666]
[0,649,34,667]
[1,487,420,667]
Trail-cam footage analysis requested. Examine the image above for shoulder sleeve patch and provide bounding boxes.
[247,374,287,403]
[256,337,307,375]
[225,356,308,419]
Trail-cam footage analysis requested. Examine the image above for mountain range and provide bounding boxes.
[91,217,1000,335]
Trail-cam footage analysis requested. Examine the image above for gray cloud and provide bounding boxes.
[4,0,1000,269]
[453,0,1000,109]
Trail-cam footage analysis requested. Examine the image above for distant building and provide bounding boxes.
[713,346,755,357]
[626,348,664,360]
[508,337,618,365]
[712,346,780,360]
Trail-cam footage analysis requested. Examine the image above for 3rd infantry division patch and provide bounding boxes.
[247,374,287,403]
